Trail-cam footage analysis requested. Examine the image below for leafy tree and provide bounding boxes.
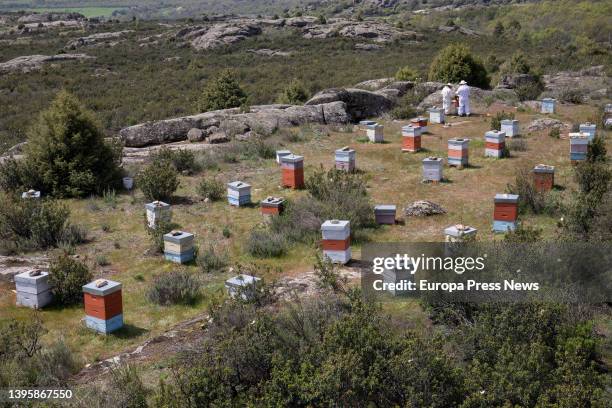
[24,91,122,197]
[587,135,606,163]
[137,161,179,202]
[276,80,309,105]
[48,253,92,306]
[428,44,490,89]
[395,66,419,81]
[198,69,248,112]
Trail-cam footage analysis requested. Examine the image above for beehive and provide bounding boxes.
[422,157,444,182]
[163,230,195,264]
[493,194,519,233]
[358,120,377,130]
[275,150,291,165]
[21,189,41,199]
[401,125,422,152]
[447,138,469,167]
[532,164,555,192]
[260,196,285,216]
[500,119,520,138]
[569,133,589,162]
[225,274,261,300]
[367,124,384,143]
[411,117,428,132]
[83,279,123,334]
[280,154,304,189]
[382,263,414,296]
[321,220,351,264]
[227,181,252,206]
[335,146,356,172]
[145,201,171,229]
[579,123,596,141]
[541,98,556,114]
[485,130,506,158]
[444,224,477,242]
[15,269,52,309]
[429,107,445,124]
[374,205,396,225]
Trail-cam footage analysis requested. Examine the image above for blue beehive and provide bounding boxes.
[163,230,195,264]
[569,133,589,162]
[579,123,596,141]
[541,98,556,114]
[85,314,124,334]
[500,119,520,138]
[227,181,251,206]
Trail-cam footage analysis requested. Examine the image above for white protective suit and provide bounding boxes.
[441,86,453,114]
[456,84,470,116]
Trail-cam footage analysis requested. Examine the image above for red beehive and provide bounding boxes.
[280,154,304,189]
[411,117,428,128]
[83,280,122,321]
[261,197,285,216]
[532,164,555,192]
[321,236,351,251]
[493,194,519,222]
[401,125,422,153]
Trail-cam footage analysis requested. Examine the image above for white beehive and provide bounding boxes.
[500,119,520,138]
[429,107,445,124]
[145,201,171,229]
[15,269,52,309]
[422,157,443,182]
[367,124,384,143]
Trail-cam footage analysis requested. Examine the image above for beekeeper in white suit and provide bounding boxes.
[456,80,470,117]
[441,83,453,115]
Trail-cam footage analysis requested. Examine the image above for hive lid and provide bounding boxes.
[83,279,121,296]
[542,98,556,102]
[569,132,589,139]
[424,156,442,162]
[534,164,555,173]
[262,196,285,204]
[375,204,397,211]
[494,193,519,203]
[276,149,291,154]
[336,146,354,153]
[147,200,169,209]
[501,119,518,124]
[228,181,251,189]
[321,219,350,230]
[449,138,469,143]
[15,269,49,282]
[281,153,304,162]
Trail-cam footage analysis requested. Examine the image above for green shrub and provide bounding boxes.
[503,224,543,243]
[197,178,224,201]
[197,245,228,273]
[198,69,248,112]
[490,111,515,131]
[151,147,200,174]
[137,161,179,202]
[428,44,490,89]
[395,66,419,81]
[246,229,287,258]
[222,226,231,238]
[146,271,201,305]
[390,97,417,120]
[558,87,584,104]
[48,253,92,306]
[145,217,178,254]
[587,135,606,163]
[0,157,34,193]
[549,127,561,138]
[515,81,544,101]
[506,168,556,215]
[23,91,122,197]
[507,139,527,152]
[277,80,309,104]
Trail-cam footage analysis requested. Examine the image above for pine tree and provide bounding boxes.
[198,70,248,112]
[428,44,490,89]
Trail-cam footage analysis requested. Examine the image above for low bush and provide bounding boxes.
[549,128,561,138]
[277,80,309,104]
[558,87,584,104]
[197,245,228,273]
[395,66,419,81]
[48,253,92,306]
[137,161,179,202]
[507,139,527,152]
[146,270,201,305]
[503,224,543,243]
[145,218,178,254]
[197,178,224,201]
[151,147,200,174]
[506,168,557,215]
[246,229,287,258]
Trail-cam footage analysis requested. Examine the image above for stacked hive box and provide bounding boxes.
[275,150,291,165]
[411,117,428,132]
[163,230,195,264]
[359,120,377,130]
[146,201,171,229]
[569,133,589,162]
[429,107,445,124]
[367,124,384,143]
[15,269,52,309]
[227,181,252,206]
[321,220,351,264]
[225,274,261,300]
[422,157,444,182]
[335,147,356,172]
[500,119,520,138]
[260,196,285,216]
[447,138,469,168]
[493,194,519,233]
[532,164,555,192]
[541,98,556,114]
[374,205,396,225]
[21,189,41,199]
[444,224,477,242]
[485,130,506,158]
[382,263,414,296]
[281,154,304,189]
[579,123,596,141]
[401,125,422,152]
[83,279,123,334]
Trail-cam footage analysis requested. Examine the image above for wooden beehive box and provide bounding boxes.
[163,230,195,263]
[500,119,520,138]
[447,138,469,168]
[541,98,556,114]
[335,146,356,172]
[145,201,171,229]
[579,123,596,141]
[261,196,285,216]
[429,107,445,124]
[374,205,396,225]
[321,220,351,264]
[225,274,261,300]
[493,194,519,232]
[367,124,384,143]
[83,279,123,334]
[444,224,477,242]
[532,164,555,192]
[280,154,304,189]
[485,130,506,158]
[569,133,589,162]
[227,181,252,206]
[21,189,41,199]
[411,117,428,132]
[401,125,422,152]
[275,150,291,164]
[15,269,52,309]
[422,157,444,182]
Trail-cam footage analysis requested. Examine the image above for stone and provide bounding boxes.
[187,128,204,142]
[207,133,230,144]
[65,31,133,49]
[179,23,262,50]
[405,200,447,217]
[527,118,570,132]
[305,88,393,120]
[0,54,94,74]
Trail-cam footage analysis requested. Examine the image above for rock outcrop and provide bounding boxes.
[65,31,133,49]
[543,65,609,101]
[302,21,417,43]
[247,48,292,57]
[527,118,570,132]
[437,25,480,36]
[119,102,349,147]
[497,73,539,89]
[405,201,447,217]
[17,12,84,24]
[0,54,94,74]
[305,88,394,119]
[178,23,262,50]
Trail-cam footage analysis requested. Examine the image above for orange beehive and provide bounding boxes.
[261,197,285,216]
[280,154,304,189]
[321,238,351,251]
[84,290,123,320]
[485,142,504,150]
[411,117,428,128]
[532,164,555,192]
